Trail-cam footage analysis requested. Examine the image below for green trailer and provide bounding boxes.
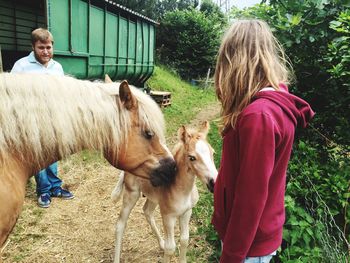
[0,0,157,86]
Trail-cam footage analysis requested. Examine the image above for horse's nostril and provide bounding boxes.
[210,178,215,187]
[207,179,215,193]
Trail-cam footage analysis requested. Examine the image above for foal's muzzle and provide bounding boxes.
[150,157,177,187]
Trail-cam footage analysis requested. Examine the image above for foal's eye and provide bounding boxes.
[188,155,196,161]
[144,130,154,140]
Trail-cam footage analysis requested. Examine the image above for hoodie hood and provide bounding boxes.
[254,89,315,128]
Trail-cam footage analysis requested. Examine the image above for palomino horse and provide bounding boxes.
[0,73,176,251]
[111,121,218,263]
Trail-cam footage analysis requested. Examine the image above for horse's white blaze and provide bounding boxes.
[195,140,217,179]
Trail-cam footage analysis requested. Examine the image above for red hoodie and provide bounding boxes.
[212,88,314,262]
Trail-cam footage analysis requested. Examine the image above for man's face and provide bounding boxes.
[32,40,53,66]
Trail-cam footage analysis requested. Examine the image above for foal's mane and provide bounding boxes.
[0,73,165,168]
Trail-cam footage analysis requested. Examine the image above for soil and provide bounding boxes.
[1,103,220,263]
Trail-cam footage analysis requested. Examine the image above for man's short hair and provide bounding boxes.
[31,28,54,45]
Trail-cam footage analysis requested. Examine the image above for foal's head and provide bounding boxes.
[176,121,217,192]
[103,75,176,187]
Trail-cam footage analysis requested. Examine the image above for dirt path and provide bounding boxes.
[1,102,220,263]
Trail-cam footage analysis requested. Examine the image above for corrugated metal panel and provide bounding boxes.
[47,0,156,85]
[0,0,45,51]
[0,0,156,86]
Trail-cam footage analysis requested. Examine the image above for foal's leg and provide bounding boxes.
[162,214,177,263]
[179,209,192,263]
[113,178,140,263]
[143,199,164,250]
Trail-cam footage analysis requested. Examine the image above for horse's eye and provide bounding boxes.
[144,130,154,140]
[188,155,196,161]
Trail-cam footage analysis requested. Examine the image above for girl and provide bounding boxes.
[212,19,314,263]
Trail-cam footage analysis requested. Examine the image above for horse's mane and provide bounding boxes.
[0,73,165,168]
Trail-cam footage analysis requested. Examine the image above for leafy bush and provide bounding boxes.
[327,9,350,82]
[281,195,323,262]
[157,8,224,80]
[282,140,350,262]
[324,9,350,143]
[113,0,199,20]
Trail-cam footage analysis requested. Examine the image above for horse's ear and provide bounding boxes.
[119,80,137,110]
[105,74,113,83]
[178,125,188,143]
[199,121,210,137]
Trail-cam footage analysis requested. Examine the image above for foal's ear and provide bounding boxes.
[105,74,113,83]
[199,121,210,137]
[119,80,137,110]
[178,125,189,143]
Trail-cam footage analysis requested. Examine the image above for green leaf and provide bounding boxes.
[290,13,302,26]
[343,192,350,198]
[309,36,315,42]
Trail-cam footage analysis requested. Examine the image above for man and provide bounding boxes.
[11,28,74,208]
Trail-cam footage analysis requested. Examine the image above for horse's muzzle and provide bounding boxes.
[207,178,215,193]
[150,157,177,187]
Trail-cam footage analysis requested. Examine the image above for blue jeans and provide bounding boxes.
[244,255,274,263]
[221,241,275,263]
[35,162,62,195]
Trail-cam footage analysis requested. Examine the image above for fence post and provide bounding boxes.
[205,68,211,89]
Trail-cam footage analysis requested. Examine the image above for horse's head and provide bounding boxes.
[177,121,217,192]
[103,75,176,187]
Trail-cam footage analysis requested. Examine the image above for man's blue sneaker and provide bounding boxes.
[38,193,51,208]
[51,187,74,200]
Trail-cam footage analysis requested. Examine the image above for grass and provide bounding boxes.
[147,65,217,137]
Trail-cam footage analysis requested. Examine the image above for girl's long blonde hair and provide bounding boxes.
[214,19,292,135]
